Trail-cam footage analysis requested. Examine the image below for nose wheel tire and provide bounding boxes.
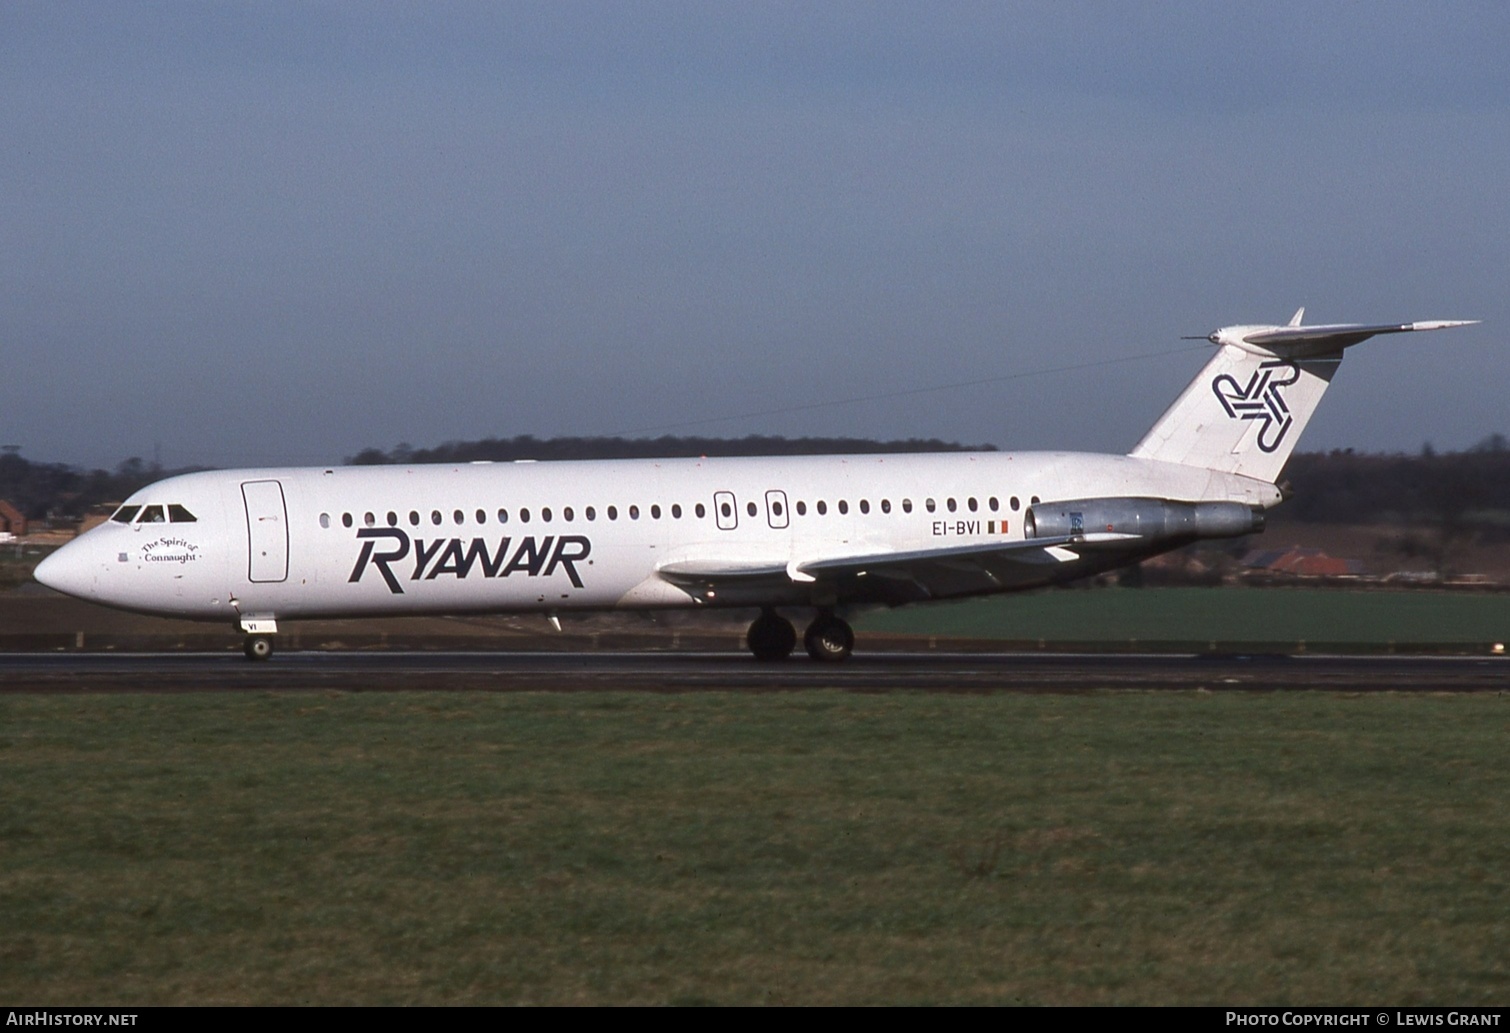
[803,615,854,662]
[747,610,797,661]
[244,635,274,661]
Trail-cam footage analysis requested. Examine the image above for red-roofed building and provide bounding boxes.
[1241,545,1363,578]
[0,499,25,538]
[1277,551,1354,577]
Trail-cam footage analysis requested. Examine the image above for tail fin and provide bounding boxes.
[1130,314,1479,484]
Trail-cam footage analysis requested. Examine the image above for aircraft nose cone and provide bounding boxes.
[33,541,98,599]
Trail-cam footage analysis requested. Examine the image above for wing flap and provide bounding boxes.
[657,559,790,585]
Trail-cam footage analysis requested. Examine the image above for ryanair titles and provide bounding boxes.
[348,529,590,594]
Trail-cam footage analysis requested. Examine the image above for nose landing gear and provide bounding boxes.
[238,617,278,662]
[243,635,274,661]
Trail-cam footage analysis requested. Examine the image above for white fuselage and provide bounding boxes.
[36,451,1278,625]
[34,311,1476,661]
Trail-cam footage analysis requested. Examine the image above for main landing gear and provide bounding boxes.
[745,609,854,662]
[748,608,798,661]
[802,612,854,662]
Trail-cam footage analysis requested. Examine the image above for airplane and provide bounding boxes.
[33,311,1478,662]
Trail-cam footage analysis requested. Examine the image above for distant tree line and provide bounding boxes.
[5,435,1510,529]
[0,453,203,522]
[346,434,998,465]
[338,434,1510,534]
[1281,436,1510,532]
[0,437,991,521]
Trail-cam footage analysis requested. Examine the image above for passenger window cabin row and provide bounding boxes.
[317,494,1041,530]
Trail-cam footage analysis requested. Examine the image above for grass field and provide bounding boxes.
[2,690,1508,1005]
[855,587,1510,647]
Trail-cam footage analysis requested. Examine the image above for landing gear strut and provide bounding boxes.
[243,635,274,661]
[803,612,854,662]
[239,618,278,662]
[747,608,797,661]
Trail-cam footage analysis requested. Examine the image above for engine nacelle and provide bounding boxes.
[1024,497,1264,542]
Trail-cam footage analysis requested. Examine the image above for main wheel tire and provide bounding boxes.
[803,616,854,662]
[748,611,797,661]
[244,635,274,661]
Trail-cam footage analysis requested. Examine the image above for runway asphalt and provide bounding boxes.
[0,649,1505,693]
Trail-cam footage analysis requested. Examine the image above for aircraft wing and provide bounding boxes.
[795,533,1135,575]
[658,532,1140,605]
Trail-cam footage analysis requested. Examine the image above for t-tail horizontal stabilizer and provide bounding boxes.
[1130,312,1479,485]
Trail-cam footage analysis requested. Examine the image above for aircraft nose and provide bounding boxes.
[33,540,99,600]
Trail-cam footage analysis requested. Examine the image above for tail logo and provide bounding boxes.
[1211,360,1301,454]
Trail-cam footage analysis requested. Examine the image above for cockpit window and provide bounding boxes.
[168,504,197,523]
[137,505,166,524]
[111,505,142,523]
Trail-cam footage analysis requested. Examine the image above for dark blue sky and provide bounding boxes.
[3,2,1505,469]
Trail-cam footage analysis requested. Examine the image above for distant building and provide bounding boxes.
[78,502,121,535]
[0,499,25,539]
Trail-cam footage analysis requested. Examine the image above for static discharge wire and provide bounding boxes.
[183,342,1213,465]
[609,343,1213,437]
